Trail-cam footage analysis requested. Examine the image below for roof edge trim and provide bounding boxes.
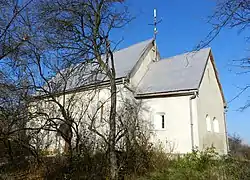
[127,39,155,78]
[197,49,226,106]
[135,88,198,98]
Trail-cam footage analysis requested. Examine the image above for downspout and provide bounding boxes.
[224,107,229,154]
[189,91,198,151]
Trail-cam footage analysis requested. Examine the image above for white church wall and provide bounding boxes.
[28,83,139,154]
[196,56,228,154]
[141,95,195,154]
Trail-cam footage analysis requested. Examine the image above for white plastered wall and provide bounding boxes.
[196,56,228,154]
[141,95,196,154]
[29,84,135,153]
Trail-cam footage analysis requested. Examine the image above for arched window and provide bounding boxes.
[206,115,211,132]
[213,117,219,133]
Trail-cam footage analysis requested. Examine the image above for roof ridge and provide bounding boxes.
[160,47,211,61]
[113,38,154,53]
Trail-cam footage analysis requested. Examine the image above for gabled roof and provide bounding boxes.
[137,48,211,94]
[113,38,154,78]
[45,39,154,94]
[41,39,225,105]
[136,46,226,105]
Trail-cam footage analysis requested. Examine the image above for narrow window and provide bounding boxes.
[206,115,211,132]
[213,118,219,133]
[154,112,165,130]
[161,115,165,129]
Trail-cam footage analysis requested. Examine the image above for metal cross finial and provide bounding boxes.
[154,9,157,40]
[149,9,162,40]
[149,9,162,61]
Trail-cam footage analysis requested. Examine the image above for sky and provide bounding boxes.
[111,0,250,143]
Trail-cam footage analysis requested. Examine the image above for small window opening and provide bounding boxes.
[161,115,165,129]
[154,112,166,130]
[206,115,211,132]
[213,117,219,133]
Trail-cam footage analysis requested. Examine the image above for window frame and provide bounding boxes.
[213,117,219,133]
[154,112,166,130]
[206,115,212,132]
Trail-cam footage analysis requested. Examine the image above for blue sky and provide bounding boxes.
[112,0,250,143]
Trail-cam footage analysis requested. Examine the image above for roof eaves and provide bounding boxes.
[135,88,198,98]
[33,77,127,101]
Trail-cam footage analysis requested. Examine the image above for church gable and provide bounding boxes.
[198,52,226,107]
[195,53,227,153]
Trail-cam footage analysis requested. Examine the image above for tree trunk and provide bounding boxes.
[108,46,118,179]
[109,76,117,180]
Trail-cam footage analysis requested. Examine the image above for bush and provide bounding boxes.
[142,148,250,180]
[2,146,250,180]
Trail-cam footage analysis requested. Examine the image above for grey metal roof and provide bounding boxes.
[44,39,213,97]
[113,38,153,78]
[137,47,211,94]
[45,39,154,94]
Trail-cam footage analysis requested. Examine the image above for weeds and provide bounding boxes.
[1,147,250,180]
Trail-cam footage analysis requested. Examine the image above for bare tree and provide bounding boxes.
[32,0,130,179]
[0,1,153,179]
[196,0,250,109]
[0,0,34,61]
[228,134,250,159]
[197,0,250,50]
[0,0,40,165]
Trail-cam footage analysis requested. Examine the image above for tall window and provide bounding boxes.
[213,117,219,133]
[154,112,166,130]
[206,115,211,132]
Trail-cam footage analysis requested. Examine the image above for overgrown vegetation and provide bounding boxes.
[138,135,250,180]
[2,144,250,180]
[0,135,250,179]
